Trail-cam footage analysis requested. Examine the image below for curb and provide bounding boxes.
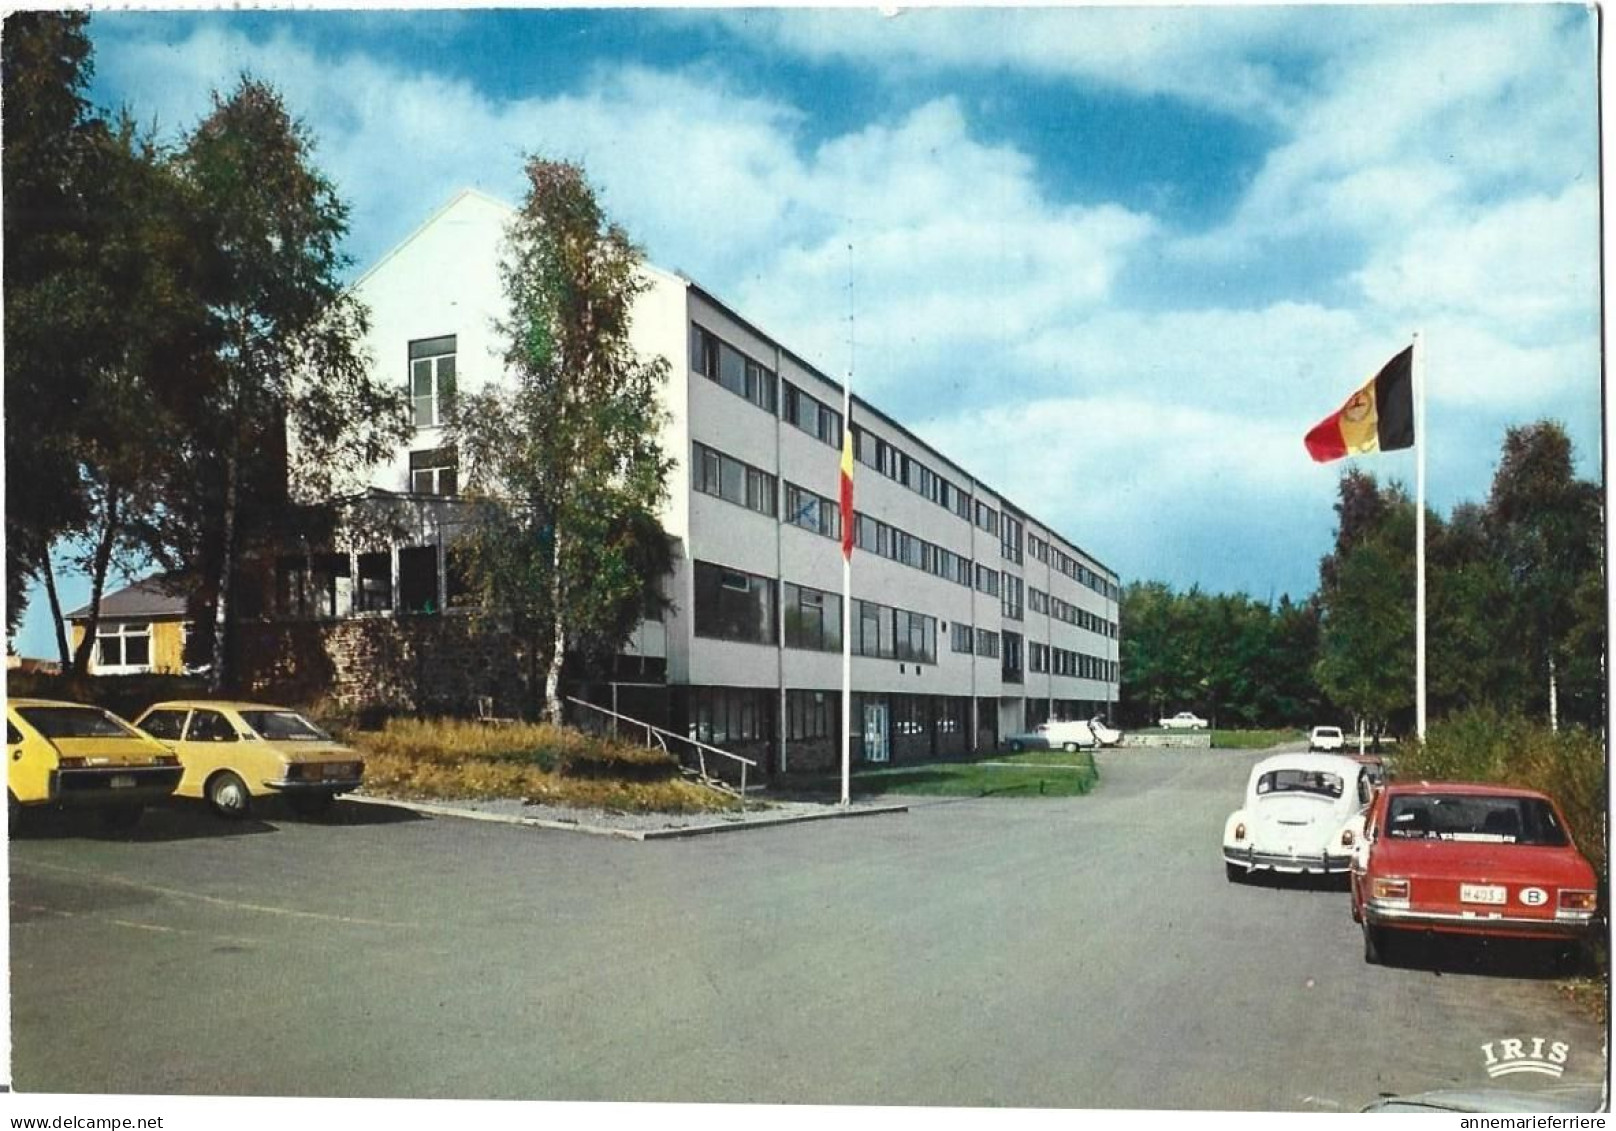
[346,792,908,841]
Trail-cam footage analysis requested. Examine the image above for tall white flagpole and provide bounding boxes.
[841,384,852,809]
[1414,331,1427,742]
[840,244,854,808]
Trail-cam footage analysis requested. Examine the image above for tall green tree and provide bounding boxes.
[1484,422,1602,730]
[450,157,673,722]
[171,76,407,688]
[1314,475,1416,738]
[2,11,104,635]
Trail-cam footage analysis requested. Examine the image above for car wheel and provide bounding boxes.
[1008,740,1023,753]
[7,790,21,834]
[1363,922,1388,965]
[207,770,252,819]
[1225,862,1244,883]
[1063,742,1079,752]
[288,791,334,817]
[99,804,144,831]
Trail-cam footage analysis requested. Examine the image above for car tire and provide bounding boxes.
[288,791,334,817]
[207,770,252,819]
[99,804,144,831]
[1225,862,1244,883]
[1008,740,1023,753]
[1063,742,1079,752]
[7,790,21,834]
[1363,923,1388,965]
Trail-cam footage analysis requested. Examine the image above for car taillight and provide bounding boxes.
[154,754,180,767]
[1234,822,1246,841]
[1559,890,1598,915]
[1372,878,1410,901]
[56,756,86,769]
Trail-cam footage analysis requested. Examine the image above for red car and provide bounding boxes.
[1350,781,1599,966]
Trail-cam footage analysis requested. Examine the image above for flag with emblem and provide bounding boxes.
[839,413,855,560]
[1304,345,1415,462]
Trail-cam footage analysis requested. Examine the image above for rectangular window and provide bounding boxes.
[1002,631,1023,684]
[398,545,440,614]
[1001,515,1024,564]
[951,623,973,654]
[690,687,776,746]
[409,336,456,429]
[783,483,841,541]
[786,689,835,742]
[357,551,392,612]
[409,448,458,496]
[694,442,776,518]
[783,583,842,653]
[974,564,1000,597]
[975,629,1000,659]
[276,553,348,618]
[94,622,153,672]
[694,562,776,645]
[1001,574,1024,621]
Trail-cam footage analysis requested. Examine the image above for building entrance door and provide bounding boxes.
[863,700,890,763]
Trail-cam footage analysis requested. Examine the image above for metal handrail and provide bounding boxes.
[564,696,755,806]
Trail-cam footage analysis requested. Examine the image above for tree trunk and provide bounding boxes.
[70,489,122,678]
[1547,651,1559,734]
[40,546,71,670]
[208,450,240,693]
[544,525,566,724]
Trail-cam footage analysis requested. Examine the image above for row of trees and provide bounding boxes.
[5,12,406,684]
[1119,421,1604,736]
[6,14,673,720]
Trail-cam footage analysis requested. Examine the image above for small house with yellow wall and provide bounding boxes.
[65,577,191,676]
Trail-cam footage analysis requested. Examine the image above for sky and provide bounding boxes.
[12,2,1605,656]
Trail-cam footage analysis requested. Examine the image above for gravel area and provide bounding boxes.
[352,789,904,834]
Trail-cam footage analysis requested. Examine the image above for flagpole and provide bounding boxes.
[1414,330,1427,743]
[841,385,852,808]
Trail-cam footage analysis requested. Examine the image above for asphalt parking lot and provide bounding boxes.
[8,747,1607,1109]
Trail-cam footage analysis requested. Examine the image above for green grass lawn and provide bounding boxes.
[1212,729,1306,749]
[784,750,1099,799]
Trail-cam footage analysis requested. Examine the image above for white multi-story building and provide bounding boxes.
[273,188,1120,774]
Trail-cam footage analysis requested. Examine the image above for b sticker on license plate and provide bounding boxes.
[108,775,137,789]
[1461,884,1507,905]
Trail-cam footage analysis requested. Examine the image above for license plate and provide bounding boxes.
[323,764,346,778]
[1461,884,1507,905]
[108,775,136,789]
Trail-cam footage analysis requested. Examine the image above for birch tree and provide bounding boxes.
[451,158,672,722]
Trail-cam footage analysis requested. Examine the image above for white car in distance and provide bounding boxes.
[1308,725,1345,752]
[1005,720,1096,752]
[1158,711,1208,730]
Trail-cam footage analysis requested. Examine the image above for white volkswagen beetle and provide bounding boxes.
[1223,753,1377,881]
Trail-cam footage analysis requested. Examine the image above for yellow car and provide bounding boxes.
[7,698,184,829]
[132,701,364,819]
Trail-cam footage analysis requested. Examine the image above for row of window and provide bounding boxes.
[694,442,778,518]
[1048,592,1119,639]
[854,513,973,587]
[1028,642,1118,681]
[694,563,939,664]
[692,324,778,414]
[851,424,975,523]
[275,547,459,619]
[689,690,978,749]
[782,382,843,449]
[1028,533,1120,602]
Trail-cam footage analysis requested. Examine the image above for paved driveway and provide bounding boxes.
[9,747,1605,1108]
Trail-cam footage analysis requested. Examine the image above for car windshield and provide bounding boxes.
[16,706,137,740]
[1255,768,1343,799]
[237,710,330,741]
[1385,794,1570,845]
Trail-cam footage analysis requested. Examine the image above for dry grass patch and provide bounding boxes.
[347,717,737,814]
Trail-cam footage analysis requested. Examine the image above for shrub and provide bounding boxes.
[1401,707,1606,879]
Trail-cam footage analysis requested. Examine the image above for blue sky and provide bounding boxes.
[14,4,1604,656]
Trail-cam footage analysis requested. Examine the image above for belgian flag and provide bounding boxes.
[1304,345,1415,463]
